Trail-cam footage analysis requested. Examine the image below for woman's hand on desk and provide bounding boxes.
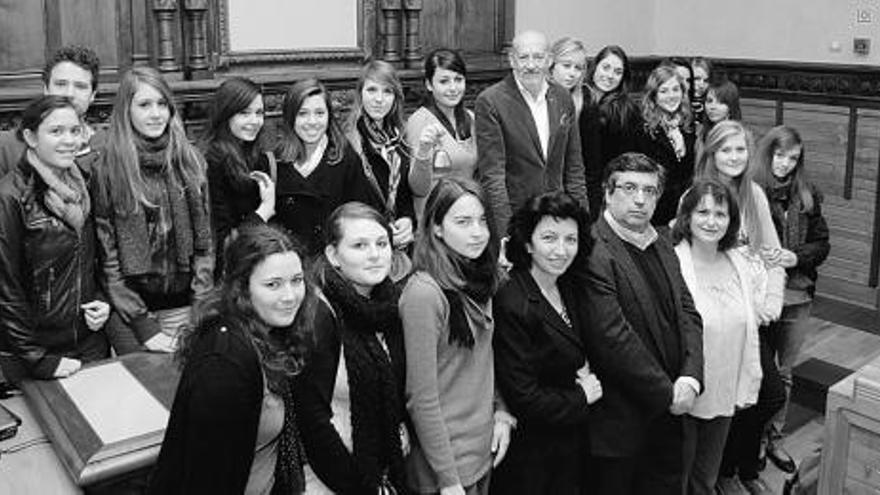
[53,358,82,379]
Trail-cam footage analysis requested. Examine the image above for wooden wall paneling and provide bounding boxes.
[45,0,120,77]
[419,0,454,53]
[0,0,46,86]
[457,0,497,54]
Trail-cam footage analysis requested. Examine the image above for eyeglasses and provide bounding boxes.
[614,182,660,198]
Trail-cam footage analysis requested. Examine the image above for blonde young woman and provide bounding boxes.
[94,67,213,355]
[549,37,588,117]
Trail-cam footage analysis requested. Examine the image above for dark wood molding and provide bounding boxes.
[213,0,369,71]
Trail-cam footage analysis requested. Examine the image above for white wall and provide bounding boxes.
[515,0,880,64]
[514,0,654,55]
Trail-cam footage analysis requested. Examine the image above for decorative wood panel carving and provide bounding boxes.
[152,0,180,72]
[183,0,209,77]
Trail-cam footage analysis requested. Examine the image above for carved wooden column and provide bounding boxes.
[380,0,403,64]
[402,0,422,68]
[183,0,209,78]
[152,0,180,72]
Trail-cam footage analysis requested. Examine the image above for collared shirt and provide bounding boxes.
[514,76,550,160]
[604,209,659,251]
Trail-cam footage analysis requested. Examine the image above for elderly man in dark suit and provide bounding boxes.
[579,152,704,495]
[475,30,587,236]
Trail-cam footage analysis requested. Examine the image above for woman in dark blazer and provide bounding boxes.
[491,191,602,495]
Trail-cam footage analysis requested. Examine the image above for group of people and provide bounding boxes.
[0,26,830,495]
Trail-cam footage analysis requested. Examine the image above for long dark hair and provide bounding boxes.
[276,78,346,165]
[754,125,814,212]
[202,77,266,184]
[423,48,472,140]
[586,45,639,132]
[412,177,502,293]
[177,223,314,392]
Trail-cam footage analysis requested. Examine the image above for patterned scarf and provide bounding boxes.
[767,176,804,251]
[661,114,686,160]
[27,149,90,233]
[321,267,406,492]
[357,116,404,219]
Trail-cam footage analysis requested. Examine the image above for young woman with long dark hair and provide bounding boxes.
[150,224,311,494]
[579,45,642,217]
[268,78,365,256]
[400,177,511,495]
[203,77,275,278]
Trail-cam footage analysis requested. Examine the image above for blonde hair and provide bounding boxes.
[695,120,766,247]
[641,64,693,137]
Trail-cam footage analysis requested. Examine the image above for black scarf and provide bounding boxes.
[272,381,306,494]
[444,252,496,349]
[425,100,472,141]
[321,267,405,492]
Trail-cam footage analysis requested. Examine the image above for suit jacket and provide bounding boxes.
[475,74,587,235]
[491,268,589,494]
[577,217,703,457]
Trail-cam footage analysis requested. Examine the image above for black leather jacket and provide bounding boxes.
[0,157,103,378]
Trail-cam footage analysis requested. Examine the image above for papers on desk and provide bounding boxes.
[20,352,181,486]
[60,362,169,445]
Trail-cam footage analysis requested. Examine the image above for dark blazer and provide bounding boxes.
[635,125,696,226]
[475,74,587,234]
[578,217,703,458]
[491,269,589,494]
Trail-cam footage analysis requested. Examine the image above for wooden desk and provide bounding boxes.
[819,354,880,494]
[0,394,81,494]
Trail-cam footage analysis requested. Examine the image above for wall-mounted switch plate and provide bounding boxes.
[854,38,871,55]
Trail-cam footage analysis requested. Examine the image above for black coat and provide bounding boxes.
[266,143,367,256]
[635,125,696,226]
[0,156,107,378]
[149,319,266,494]
[491,269,590,494]
[577,217,703,458]
[579,93,643,218]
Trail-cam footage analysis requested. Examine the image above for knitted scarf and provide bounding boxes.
[113,133,212,276]
[27,149,90,234]
[444,251,496,349]
[357,116,404,219]
[321,267,405,492]
[271,380,306,495]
